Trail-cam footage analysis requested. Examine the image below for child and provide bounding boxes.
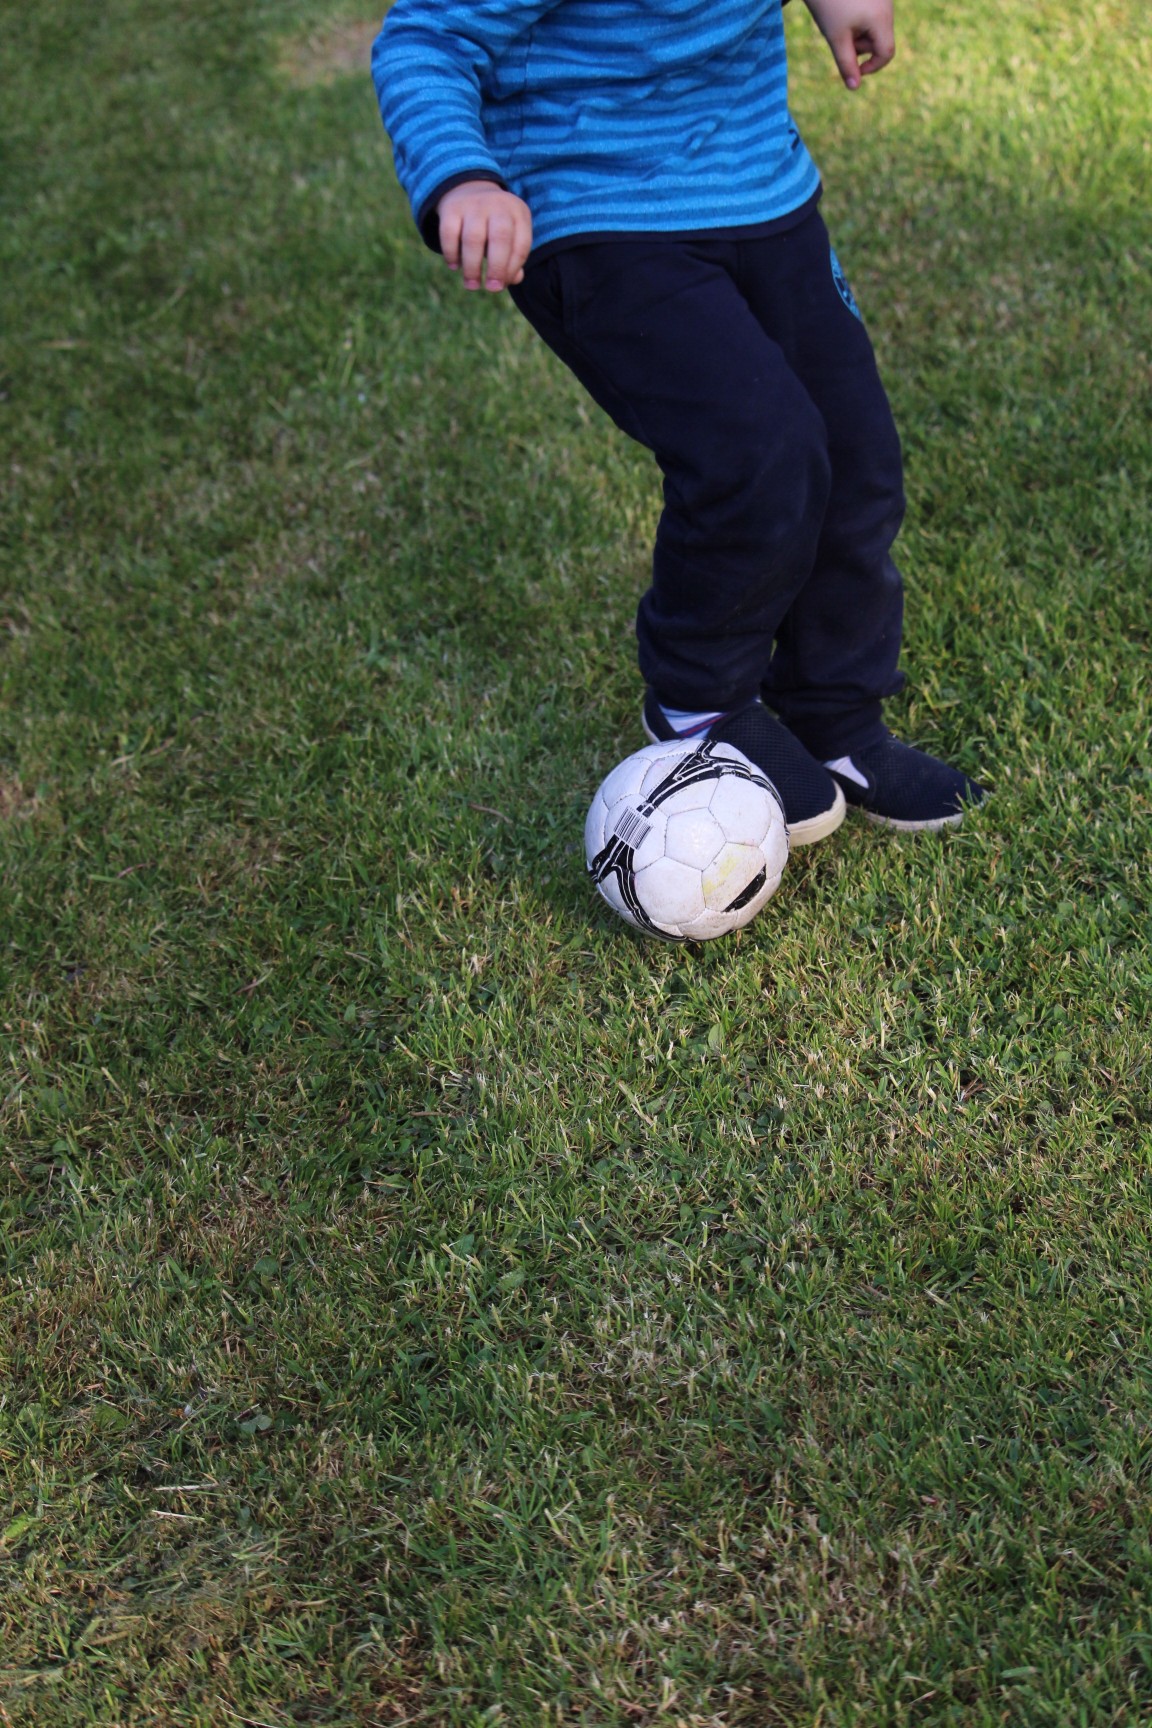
[372,0,986,841]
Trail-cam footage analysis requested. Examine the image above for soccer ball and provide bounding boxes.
[584,739,789,941]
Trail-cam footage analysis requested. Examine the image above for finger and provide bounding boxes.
[483,211,516,290]
[509,209,533,282]
[859,25,895,72]
[827,28,862,88]
[439,206,463,270]
[459,214,487,289]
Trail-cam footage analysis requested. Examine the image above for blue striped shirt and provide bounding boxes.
[372,0,821,258]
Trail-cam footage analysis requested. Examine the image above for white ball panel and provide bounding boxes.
[639,749,690,803]
[584,796,610,860]
[683,888,766,940]
[699,840,768,910]
[681,906,744,941]
[664,809,724,870]
[704,741,755,766]
[597,749,655,809]
[707,772,779,845]
[634,855,705,928]
[761,815,791,882]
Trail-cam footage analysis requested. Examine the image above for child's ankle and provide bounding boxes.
[657,702,727,738]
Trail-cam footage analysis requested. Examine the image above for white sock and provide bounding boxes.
[824,754,869,788]
[660,704,725,738]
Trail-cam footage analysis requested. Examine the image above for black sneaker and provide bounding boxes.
[642,693,846,846]
[824,734,987,831]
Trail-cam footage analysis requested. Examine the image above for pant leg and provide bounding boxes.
[733,210,907,757]
[510,240,833,713]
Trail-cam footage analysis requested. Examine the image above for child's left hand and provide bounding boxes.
[803,0,895,90]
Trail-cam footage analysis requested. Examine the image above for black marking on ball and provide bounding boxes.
[642,739,771,812]
[587,832,661,933]
[724,864,767,913]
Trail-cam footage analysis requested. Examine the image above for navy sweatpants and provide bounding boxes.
[510,206,906,760]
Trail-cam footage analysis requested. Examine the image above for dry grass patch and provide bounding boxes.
[275,16,380,89]
[0,774,39,821]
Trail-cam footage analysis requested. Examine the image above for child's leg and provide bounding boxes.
[510,233,984,831]
[732,210,986,823]
[510,238,834,715]
[726,209,908,760]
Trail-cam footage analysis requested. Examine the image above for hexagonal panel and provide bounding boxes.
[700,840,765,911]
[635,854,705,930]
[708,772,781,847]
[664,808,724,870]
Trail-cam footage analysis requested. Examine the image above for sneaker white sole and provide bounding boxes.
[857,808,965,832]
[788,783,847,845]
[641,714,847,847]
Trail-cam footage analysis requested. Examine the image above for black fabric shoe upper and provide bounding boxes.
[644,695,841,827]
[828,733,986,825]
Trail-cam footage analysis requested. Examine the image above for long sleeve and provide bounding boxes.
[371,0,821,261]
[372,0,560,240]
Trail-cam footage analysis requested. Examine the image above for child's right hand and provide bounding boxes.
[437,182,533,291]
[803,0,895,90]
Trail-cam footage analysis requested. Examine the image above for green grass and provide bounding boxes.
[2,0,1151,1722]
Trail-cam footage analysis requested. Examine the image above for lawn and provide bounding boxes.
[1,0,1151,1723]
